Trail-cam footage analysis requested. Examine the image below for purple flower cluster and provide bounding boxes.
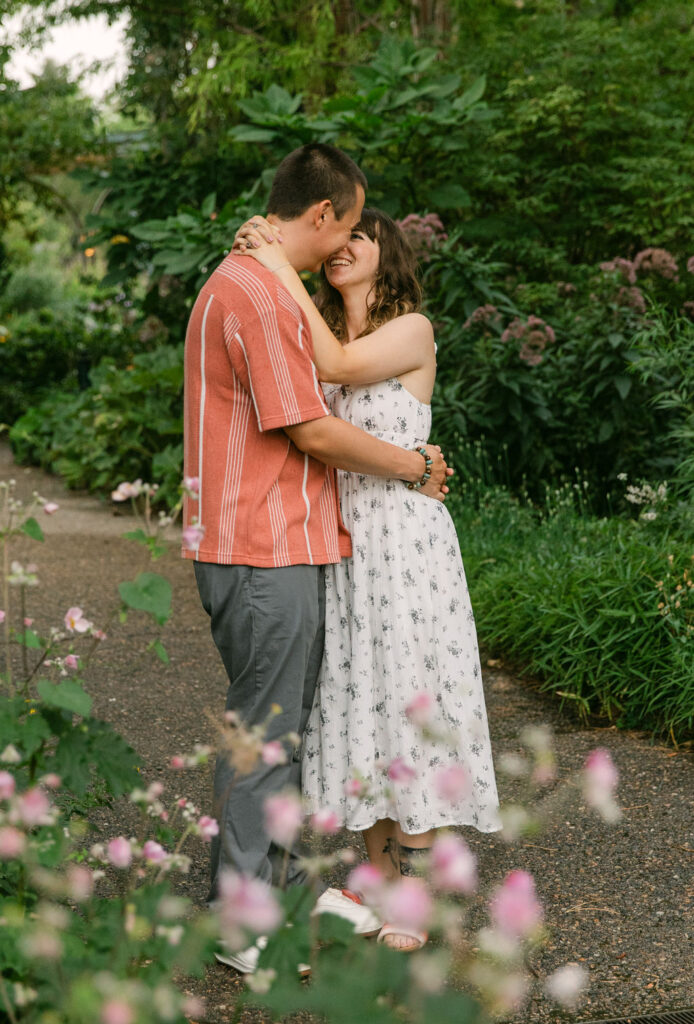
[501,315,556,366]
[616,286,647,314]
[633,247,679,281]
[599,257,637,284]
[463,304,502,330]
[396,213,448,262]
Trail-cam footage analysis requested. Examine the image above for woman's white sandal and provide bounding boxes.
[377,923,428,952]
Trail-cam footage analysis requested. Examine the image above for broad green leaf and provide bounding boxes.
[119,572,172,625]
[230,125,278,144]
[21,628,42,649]
[37,679,93,718]
[21,517,44,542]
[201,192,216,218]
[454,74,486,110]
[150,639,169,664]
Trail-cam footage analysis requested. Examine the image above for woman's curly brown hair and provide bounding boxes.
[315,207,422,340]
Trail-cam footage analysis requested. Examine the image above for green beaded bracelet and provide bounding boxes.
[407,447,433,490]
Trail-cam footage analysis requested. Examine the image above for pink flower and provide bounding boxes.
[434,763,470,804]
[111,481,142,502]
[583,748,620,822]
[600,257,637,284]
[545,964,589,1008]
[347,863,386,903]
[197,815,219,841]
[687,256,694,275]
[387,757,416,783]
[101,999,134,1024]
[0,610,4,623]
[43,502,59,515]
[67,864,94,901]
[381,877,433,932]
[261,740,287,766]
[311,808,340,835]
[41,774,61,790]
[23,617,33,627]
[107,836,133,869]
[0,826,25,859]
[217,870,282,950]
[169,755,184,769]
[182,523,205,551]
[263,791,303,847]
[490,870,543,939]
[344,776,365,798]
[0,771,15,800]
[64,607,92,634]
[430,833,477,893]
[16,787,51,826]
[184,476,200,495]
[64,654,79,671]
[633,247,679,281]
[142,840,166,863]
[404,691,434,727]
[617,286,646,314]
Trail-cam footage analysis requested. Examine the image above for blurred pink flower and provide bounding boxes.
[184,476,200,495]
[43,502,59,515]
[430,833,477,893]
[599,257,637,284]
[347,862,385,903]
[490,870,543,939]
[381,877,433,932]
[0,826,25,859]
[0,610,5,623]
[633,247,679,281]
[0,771,15,799]
[344,776,365,798]
[101,999,134,1024]
[261,740,287,766]
[111,480,142,502]
[142,840,166,863]
[182,523,205,551]
[387,757,416,783]
[64,654,79,671]
[434,763,471,804]
[687,256,694,274]
[582,748,620,822]
[463,304,502,330]
[218,870,282,950]
[64,607,92,634]
[405,691,434,727]
[41,773,61,789]
[396,212,447,262]
[263,791,303,846]
[23,618,33,627]
[197,815,219,841]
[617,286,646,314]
[311,808,340,835]
[545,963,589,1008]
[16,787,52,826]
[107,836,133,869]
[169,755,184,769]
[67,864,94,901]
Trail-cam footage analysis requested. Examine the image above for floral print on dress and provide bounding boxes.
[302,378,501,834]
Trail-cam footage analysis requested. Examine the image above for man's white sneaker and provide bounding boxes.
[312,887,382,936]
[215,935,310,976]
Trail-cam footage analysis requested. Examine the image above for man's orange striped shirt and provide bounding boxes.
[182,254,351,567]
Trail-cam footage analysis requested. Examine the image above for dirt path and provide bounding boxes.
[3,443,693,1023]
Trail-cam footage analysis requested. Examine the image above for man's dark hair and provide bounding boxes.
[268,144,367,221]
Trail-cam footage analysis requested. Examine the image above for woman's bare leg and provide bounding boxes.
[362,818,399,880]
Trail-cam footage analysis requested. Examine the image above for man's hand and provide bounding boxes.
[418,444,454,502]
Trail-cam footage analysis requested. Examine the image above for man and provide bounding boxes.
[183,143,448,971]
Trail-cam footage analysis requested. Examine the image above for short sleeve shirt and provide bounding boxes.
[183,254,351,566]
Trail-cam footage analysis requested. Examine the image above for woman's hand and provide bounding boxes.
[233,216,289,272]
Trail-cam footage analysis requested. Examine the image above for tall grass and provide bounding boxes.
[450,480,693,744]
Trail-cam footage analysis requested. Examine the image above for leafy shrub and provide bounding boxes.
[1,265,66,314]
[9,346,184,506]
[451,486,694,744]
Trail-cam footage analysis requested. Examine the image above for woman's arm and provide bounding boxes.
[235,219,434,386]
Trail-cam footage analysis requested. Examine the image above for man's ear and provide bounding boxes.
[312,199,333,229]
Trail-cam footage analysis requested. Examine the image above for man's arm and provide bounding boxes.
[284,416,450,500]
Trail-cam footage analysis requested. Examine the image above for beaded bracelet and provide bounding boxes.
[407,447,433,490]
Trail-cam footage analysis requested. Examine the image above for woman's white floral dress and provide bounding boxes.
[302,378,501,834]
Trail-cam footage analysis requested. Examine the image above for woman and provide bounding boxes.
[235,209,501,950]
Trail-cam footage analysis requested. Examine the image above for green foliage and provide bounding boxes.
[0,298,144,426]
[450,486,694,743]
[9,345,184,505]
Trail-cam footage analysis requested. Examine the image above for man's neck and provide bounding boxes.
[266,214,312,272]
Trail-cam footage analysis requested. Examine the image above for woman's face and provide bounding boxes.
[324,228,381,291]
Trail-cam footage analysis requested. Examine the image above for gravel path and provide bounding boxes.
[3,443,693,1023]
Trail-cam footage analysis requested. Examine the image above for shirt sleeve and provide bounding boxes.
[226,293,330,432]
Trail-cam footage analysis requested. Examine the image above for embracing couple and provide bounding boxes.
[182,143,500,972]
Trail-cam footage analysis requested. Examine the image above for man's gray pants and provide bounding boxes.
[194,562,325,901]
